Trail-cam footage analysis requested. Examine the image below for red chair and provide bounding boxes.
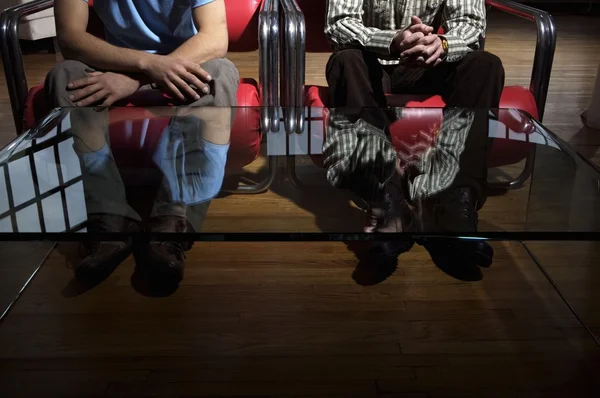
[280,0,556,190]
[0,0,279,193]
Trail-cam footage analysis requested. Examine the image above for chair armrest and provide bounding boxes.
[279,0,305,134]
[0,0,55,136]
[259,0,280,133]
[486,0,556,121]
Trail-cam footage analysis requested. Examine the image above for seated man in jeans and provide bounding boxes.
[325,0,504,239]
[47,0,239,282]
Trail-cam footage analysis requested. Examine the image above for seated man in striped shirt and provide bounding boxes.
[324,0,501,260]
[325,0,504,108]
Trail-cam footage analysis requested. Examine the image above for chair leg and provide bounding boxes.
[50,37,60,54]
[489,147,536,191]
[286,156,305,189]
[222,155,278,194]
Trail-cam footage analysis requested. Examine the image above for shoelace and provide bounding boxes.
[438,190,478,229]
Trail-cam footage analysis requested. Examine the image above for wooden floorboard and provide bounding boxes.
[0,242,54,318]
[1,241,599,397]
[0,12,600,398]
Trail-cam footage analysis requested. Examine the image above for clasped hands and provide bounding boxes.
[392,16,445,68]
[67,55,212,107]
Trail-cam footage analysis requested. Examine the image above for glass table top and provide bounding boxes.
[0,106,598,240]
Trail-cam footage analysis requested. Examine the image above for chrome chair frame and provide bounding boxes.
[0,0,281,194]
[280,0,557,190]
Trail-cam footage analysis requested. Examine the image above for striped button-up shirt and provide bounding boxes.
[324,108,474,201]
[325,0,486,63]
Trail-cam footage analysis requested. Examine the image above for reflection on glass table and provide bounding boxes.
[2,106,598,240]
[0,105,598,289]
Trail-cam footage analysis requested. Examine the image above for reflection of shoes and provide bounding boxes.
[75,214,139,281]
[424,187,478,233]
[146,216,194,282]
[367,179,415,266]
[368,178,415,233]
[421,238,484,281]
[420,187,494,278]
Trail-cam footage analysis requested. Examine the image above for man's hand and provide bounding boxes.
[401,34,445,67]
[67,71,141,106]
[392,16,433,54]
[141,55,212,102]
[393,16,445,68]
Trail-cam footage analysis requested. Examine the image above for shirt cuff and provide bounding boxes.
[191,0,216,8]
[365,29,400,57]
[439,33,469,63]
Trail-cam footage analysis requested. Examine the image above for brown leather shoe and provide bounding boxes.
[75,214,140,281]
[145,216,193,282]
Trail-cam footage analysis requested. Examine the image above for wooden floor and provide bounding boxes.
[0,241,599,397]
[1,11,600,398]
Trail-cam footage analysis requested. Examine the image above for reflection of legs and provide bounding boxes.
[390,52,505,211]
[150,107,231,232]
[45,60,140,280]
[418,52,504,229]
[145,58,238,282]
[413,52,504,278]
[444,51,505,206]
[150,58,237,231]
[45,60,140,221]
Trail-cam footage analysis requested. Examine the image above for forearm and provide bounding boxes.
[169,31,228,64]
[326,19,398,56]
[439,23,484,62]
[441,0,486,62]
[59,33,155,73]
[325,0,397,57]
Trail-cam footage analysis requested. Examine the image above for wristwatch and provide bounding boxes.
[440,36,449,59]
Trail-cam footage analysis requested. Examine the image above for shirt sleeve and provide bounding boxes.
[190,0,216,8]
[325,0,398,57]
[439,0,486,63]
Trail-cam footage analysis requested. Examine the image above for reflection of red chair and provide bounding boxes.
[0,0,279,193]
[281,0,556,190]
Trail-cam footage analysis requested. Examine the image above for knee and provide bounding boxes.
[45,60,89,106]
[328,49,368,69]
[46,60,88,86]
[465,51,505,78]
[202,58,239,106]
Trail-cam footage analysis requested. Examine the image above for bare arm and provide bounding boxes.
[58,0,226,101]
[169,0,229,64]
[55,0,153,73]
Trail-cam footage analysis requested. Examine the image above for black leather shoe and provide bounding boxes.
[75,214,139,282]
[366,179,415,270]
[420,187,494,277]
[145,216,193,282]
[424,187,479,233]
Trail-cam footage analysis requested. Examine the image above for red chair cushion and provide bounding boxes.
[305,84,538,169]
[23,78,262,169]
